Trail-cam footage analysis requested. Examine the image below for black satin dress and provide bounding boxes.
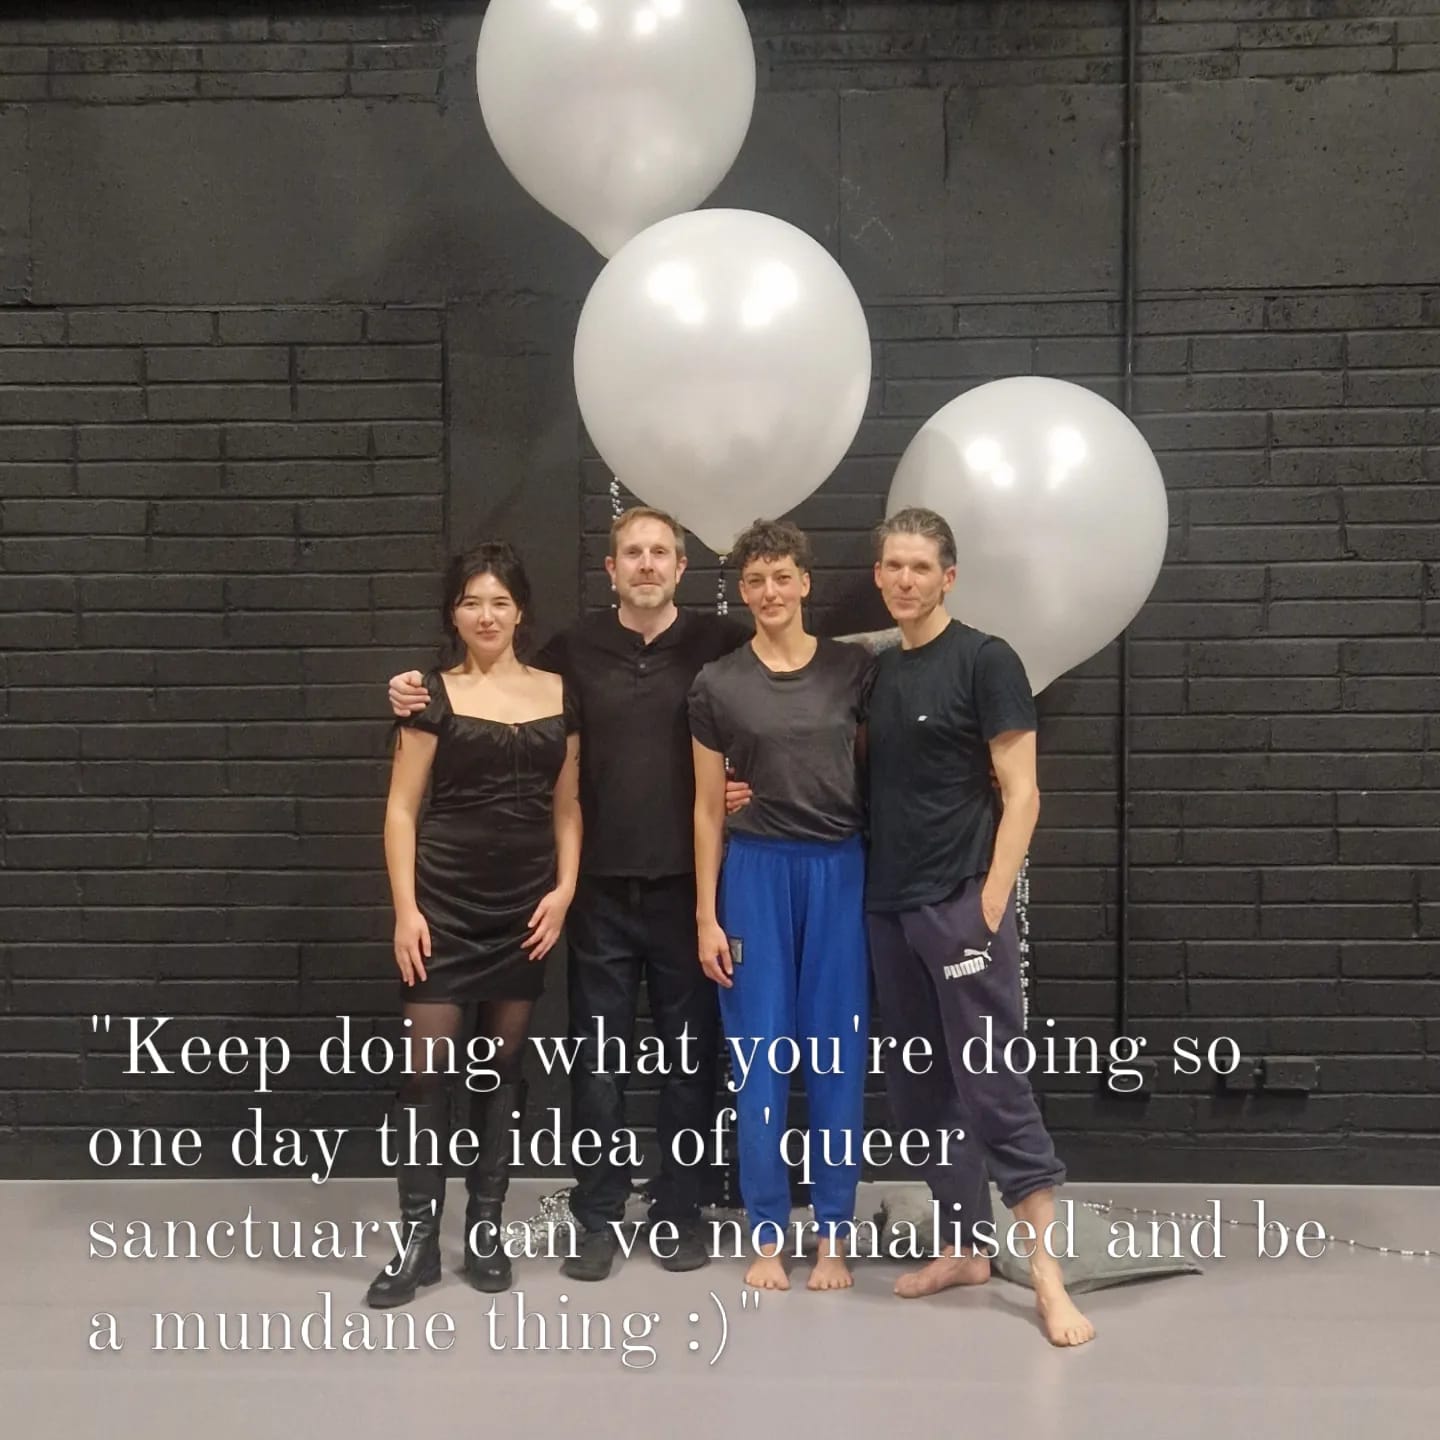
[397,669,577,1002]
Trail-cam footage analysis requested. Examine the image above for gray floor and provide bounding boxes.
[3,1179,1436,1437]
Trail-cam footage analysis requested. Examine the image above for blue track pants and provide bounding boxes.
[717,831,870,1234]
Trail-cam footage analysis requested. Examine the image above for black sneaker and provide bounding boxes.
[658,1219,710,1273]
[561,1226,619,1282]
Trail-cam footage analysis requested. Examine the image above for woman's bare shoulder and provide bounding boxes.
[527,665,564,698]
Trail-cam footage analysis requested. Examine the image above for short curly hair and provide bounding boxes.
[729,518,812,577]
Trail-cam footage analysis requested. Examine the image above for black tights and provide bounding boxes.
[395,999,534,1107]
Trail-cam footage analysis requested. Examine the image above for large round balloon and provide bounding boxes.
[575,209,872,555]
[476,0,756,258]
[887,377,1168,692]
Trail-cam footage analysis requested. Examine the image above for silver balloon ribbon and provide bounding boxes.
[1017,853,1031,1032]
[715,549,735,1203]
[610,476,623,608]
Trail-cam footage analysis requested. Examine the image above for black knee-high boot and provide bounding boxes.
[366,1090,448,1308]
[463,1078,526,1293]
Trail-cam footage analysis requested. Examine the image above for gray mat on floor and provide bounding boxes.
[875,1189,1204,1294]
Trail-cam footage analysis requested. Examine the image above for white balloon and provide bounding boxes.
[575,209,872,555]
[887,377,1169,692]
[476,0,756,257]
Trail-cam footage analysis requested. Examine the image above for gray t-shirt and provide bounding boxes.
[687,638,875,843]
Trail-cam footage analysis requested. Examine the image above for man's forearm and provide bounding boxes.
[985,787,1040,903]
[694,805,723,923]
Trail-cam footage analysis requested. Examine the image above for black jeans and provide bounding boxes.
[565,872,721,1231]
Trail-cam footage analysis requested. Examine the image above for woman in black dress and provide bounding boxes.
[367,542,581,1307]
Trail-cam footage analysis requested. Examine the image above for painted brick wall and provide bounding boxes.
[2,1,1437,1182]
[0,303,451,1160]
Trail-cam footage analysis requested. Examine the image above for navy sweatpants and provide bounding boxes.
[866,873,1065,1246]
[718,831,870,1235]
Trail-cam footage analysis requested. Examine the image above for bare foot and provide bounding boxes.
[894,1246,991,1299]
[807,1244,853,1292]
[745,1250,790,1291]
[1034,1277,1095,1347]
[1009,1188,1093,1345]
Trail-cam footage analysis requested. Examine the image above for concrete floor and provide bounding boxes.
[3,1180,1436,1438]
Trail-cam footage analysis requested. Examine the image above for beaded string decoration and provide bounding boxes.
[1077,1198,1436,1260]
[519,1187,1436,1261]
[609,477,622,608]
[1017,854,1031,1031]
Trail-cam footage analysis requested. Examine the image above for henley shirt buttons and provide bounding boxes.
[543,607,750,878]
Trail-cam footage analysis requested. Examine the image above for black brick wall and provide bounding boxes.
[2,1,1438,1182]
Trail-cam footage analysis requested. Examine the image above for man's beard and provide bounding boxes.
[622,582,673,609]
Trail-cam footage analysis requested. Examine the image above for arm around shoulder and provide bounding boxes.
[391,670,445,732]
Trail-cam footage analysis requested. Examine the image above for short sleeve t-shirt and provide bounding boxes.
[864,621,1036,912]
[688,638,875,843]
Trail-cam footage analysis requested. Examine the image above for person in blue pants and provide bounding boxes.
[689,519,875,1292]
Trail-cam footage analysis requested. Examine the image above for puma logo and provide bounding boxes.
[944,946,992,980]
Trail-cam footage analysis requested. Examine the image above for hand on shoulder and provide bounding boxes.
[388,668,430,717]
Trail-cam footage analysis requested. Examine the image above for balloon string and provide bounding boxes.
[1018,853,1030,1033]
[610,477,623,610]
[714,547,734,1204]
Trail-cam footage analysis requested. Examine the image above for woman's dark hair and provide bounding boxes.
[438,541,534,666]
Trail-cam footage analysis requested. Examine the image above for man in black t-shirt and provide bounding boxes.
[390,508,749,1283]
[866,506,1094,1349]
